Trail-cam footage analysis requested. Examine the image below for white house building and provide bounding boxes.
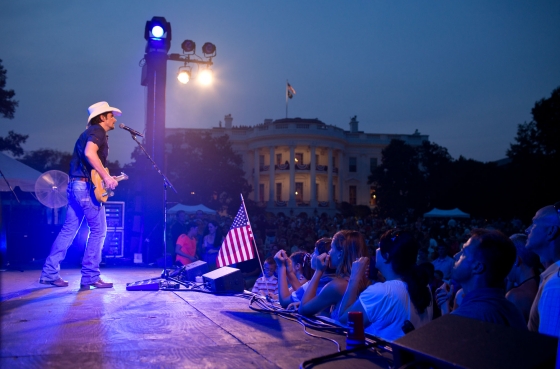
[167,115,428,215]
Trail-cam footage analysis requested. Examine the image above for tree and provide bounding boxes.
[507,86,560,218]
[126,131,251,213]
[0,130,28,157]
[18,148,121,174]
[0,59,18,119]
[18,149,72,172]
[368,139,426,219]
[0,60,26,156]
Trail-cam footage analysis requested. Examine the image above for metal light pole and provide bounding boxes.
[139,17,216,263]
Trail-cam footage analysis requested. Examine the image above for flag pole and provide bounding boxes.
[240,194,268,294]
[285,80,288,118]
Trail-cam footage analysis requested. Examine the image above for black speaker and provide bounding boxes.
[202,267,244,293]
[180,260,209,281]
[391,314,558,369]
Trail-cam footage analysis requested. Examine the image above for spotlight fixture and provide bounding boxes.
[177,66,192,84]
[202,42,216,56]
[181,40,196,53]
[144,16,172,52]
[198,69,213,86]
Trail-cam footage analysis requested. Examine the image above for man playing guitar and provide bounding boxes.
[39,101,120,289]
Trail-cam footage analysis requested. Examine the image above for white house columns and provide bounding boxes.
[310,145,317,207]
[289,145,296,207]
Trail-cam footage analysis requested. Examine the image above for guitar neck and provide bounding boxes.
[114,173,128,182]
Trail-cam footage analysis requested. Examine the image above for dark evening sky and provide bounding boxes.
[1,0,559,165]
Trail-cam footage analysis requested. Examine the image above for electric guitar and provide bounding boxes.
[91,168,129,203]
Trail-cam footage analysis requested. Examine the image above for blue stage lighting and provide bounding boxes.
[151,26,164,39]
[144,17,172,52]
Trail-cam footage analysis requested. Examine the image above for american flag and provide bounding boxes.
[287,83,296,99]
[216,201,255,268]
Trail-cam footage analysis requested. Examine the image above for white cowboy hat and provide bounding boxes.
[87,101,122,123]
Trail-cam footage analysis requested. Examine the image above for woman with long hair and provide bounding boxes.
[202,220,222,270]
[338,229,433,341]
[275,238,330,308]
[299,231,368,319]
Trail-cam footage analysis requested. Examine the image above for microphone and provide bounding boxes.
[119,123,144,137]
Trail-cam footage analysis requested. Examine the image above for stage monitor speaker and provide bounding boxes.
[126,278,161,291]
[391,314,558,369]
[180,260,209,281]
[202,267,244,293]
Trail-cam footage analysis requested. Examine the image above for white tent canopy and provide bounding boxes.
[167,203,217,215]
[423,208,470,218]
[0,152,42,192]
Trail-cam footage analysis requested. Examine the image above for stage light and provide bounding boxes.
[151,26,164,39]
[181,40,196,53]
[177,70,190,84]
[144,17,172,52]
[198,69,213,85]
[202,42,216,56]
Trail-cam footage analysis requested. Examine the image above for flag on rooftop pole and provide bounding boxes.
[216,195,256,268]
[287,82,296,99]
[286,80,296,118]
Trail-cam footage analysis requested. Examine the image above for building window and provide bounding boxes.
[276,153,282,165]
[259,183,264,203]
[315,154,319,165]
[370,186,377,206]
[370,158,378,173]
[259,155,264,167]
[315,183,319,201]
[295,152,303,164]
[349,157,357,172]
[295,182,303,202]
[332,156,337,168]
[276,183,282,202]
[349,186,357,205]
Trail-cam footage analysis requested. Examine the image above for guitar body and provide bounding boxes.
[91,168,129,203]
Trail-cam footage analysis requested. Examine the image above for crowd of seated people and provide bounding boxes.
[166,201,559,340]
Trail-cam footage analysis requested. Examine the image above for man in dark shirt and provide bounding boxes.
[39,101,121,289]
[436,229,526,329]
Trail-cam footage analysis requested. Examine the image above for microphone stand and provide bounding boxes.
[128,133,177,278]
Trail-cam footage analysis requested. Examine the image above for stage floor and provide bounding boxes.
[0,266,389,368]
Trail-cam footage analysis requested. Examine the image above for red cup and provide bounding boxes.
[347,311,365,349]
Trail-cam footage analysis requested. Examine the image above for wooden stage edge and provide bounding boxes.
[0,266,390,369]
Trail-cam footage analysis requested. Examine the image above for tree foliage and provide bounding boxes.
[126,132,251,213]
[0,130,28,157]
[506,86,560,216]
[18,148,121,174]
[0,59,18,119]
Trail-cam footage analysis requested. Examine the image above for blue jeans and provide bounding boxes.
[40,181,107,285]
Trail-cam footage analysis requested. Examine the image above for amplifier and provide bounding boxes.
[391,314,558,369]
[103,230,124,257]
[105,201,125,228]
[180,260,209,281]
[202,267,244,293]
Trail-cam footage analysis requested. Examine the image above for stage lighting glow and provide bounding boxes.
[198,69,213,85]
[151,25,164,39]
[177,70,190,84]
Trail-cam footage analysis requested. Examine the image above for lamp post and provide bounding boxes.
[139,16,216,262]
